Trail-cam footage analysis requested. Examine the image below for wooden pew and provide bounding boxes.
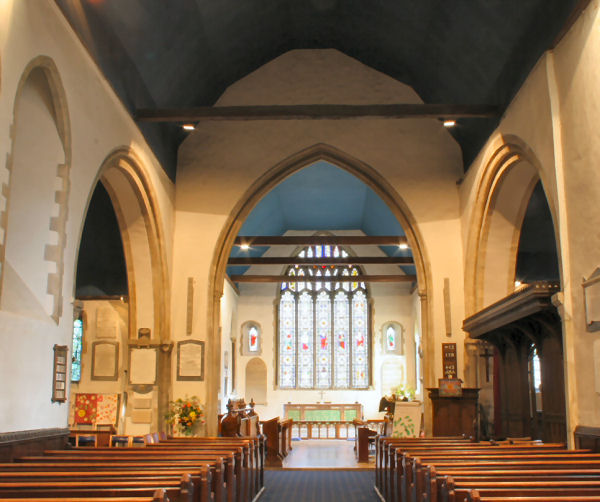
[404,453,600,502]
[261,417,292,467]
[21,453,230,502]
[155,436,264,497]
[0,473,195,502]
[374,437,600,502]
[449,477,600,502]
[0,488,170,502]
[39,439,260,502]
[0,461,225,502]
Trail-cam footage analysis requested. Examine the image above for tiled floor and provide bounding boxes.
[281,439,374,469]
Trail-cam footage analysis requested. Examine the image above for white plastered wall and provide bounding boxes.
[0,0,174,433]
[172,49,466,433]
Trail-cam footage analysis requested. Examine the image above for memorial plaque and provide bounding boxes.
[177,340,204,381]
[129,348,157,385]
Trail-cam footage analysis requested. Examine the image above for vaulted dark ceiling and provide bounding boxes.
[56,0,582,180]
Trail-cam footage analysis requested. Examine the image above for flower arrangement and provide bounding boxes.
[165,396,205,436]
[393,384,416,402]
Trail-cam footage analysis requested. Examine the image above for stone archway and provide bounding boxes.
[206,143,433,435]
[464,135,560,315]
[463,134,565,441]
[78,147,170,432]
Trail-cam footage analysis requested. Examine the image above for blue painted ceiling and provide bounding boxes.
[227,161,413,277]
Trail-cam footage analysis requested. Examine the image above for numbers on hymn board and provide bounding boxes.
[442,342,457,379]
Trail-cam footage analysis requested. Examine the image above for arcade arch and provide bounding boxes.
[465,136,561,314]
[73,148,170,432]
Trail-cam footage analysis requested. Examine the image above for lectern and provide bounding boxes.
[427,388,479,438]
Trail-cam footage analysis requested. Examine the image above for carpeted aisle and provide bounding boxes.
[260,470,377,502]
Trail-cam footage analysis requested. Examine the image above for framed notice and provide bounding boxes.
[177,340,204,381]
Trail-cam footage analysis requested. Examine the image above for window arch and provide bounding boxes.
[277,245,370,389]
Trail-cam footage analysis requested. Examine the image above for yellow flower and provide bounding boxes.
[190,411,196,419]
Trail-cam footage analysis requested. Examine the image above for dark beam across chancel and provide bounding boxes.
[135,104,500,122]
[463,282,565,443]
[227,256,414,265]
[233,235,408,246]
[229,274,417,283]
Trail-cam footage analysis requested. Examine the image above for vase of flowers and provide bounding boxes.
[393,384,416,402]
[165,396,205,436]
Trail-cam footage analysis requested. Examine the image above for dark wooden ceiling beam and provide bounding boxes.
[229,274,416,283]
[233,235,408,246]
[135,104,499,122]
[228,256,414,265]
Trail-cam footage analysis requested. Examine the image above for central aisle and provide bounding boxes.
[259,440,378,501]
[260,470,377,502]
[282,439,372,468]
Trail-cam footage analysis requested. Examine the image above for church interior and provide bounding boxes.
[3,0,600,499]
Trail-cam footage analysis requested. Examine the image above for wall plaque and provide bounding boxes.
[91,341,119,381]
[129,348,157,385]
[177,340,204,381]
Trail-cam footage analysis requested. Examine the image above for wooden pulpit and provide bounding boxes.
[427,387,479,439]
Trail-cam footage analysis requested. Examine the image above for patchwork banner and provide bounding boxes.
[96,393,119,425]
[74,393,97,424]
[74,393,119,425]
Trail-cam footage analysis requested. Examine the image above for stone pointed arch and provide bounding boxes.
[1,55,71,322]
[205,142,433,434]
[83,147,170,344]
[464,134,561,315]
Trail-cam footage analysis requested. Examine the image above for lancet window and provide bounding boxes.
[278,245,370,389]
[71,317,83,382]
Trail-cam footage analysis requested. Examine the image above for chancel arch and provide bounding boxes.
[1,56,71,322]
[208,144,432,435]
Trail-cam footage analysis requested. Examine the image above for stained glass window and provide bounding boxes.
[249,326,259,352]
[386,326,396,351]
[278,244,370,389]
[71,317,83,382]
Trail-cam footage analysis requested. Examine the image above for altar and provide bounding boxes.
[284,403,363,439]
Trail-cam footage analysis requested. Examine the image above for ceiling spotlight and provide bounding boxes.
[240,243,250,251]
[399,243,409,250]
[514,280,522,288]
[443,119,456,128]
[182,124,195,131]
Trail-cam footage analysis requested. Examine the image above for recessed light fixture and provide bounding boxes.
[443,119,456,128]
[514,280,522,288]
[240,243,250,250]
[399,243,409,250]
[182,124,195,131]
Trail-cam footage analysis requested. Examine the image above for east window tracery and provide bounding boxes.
[277,245,370,389]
